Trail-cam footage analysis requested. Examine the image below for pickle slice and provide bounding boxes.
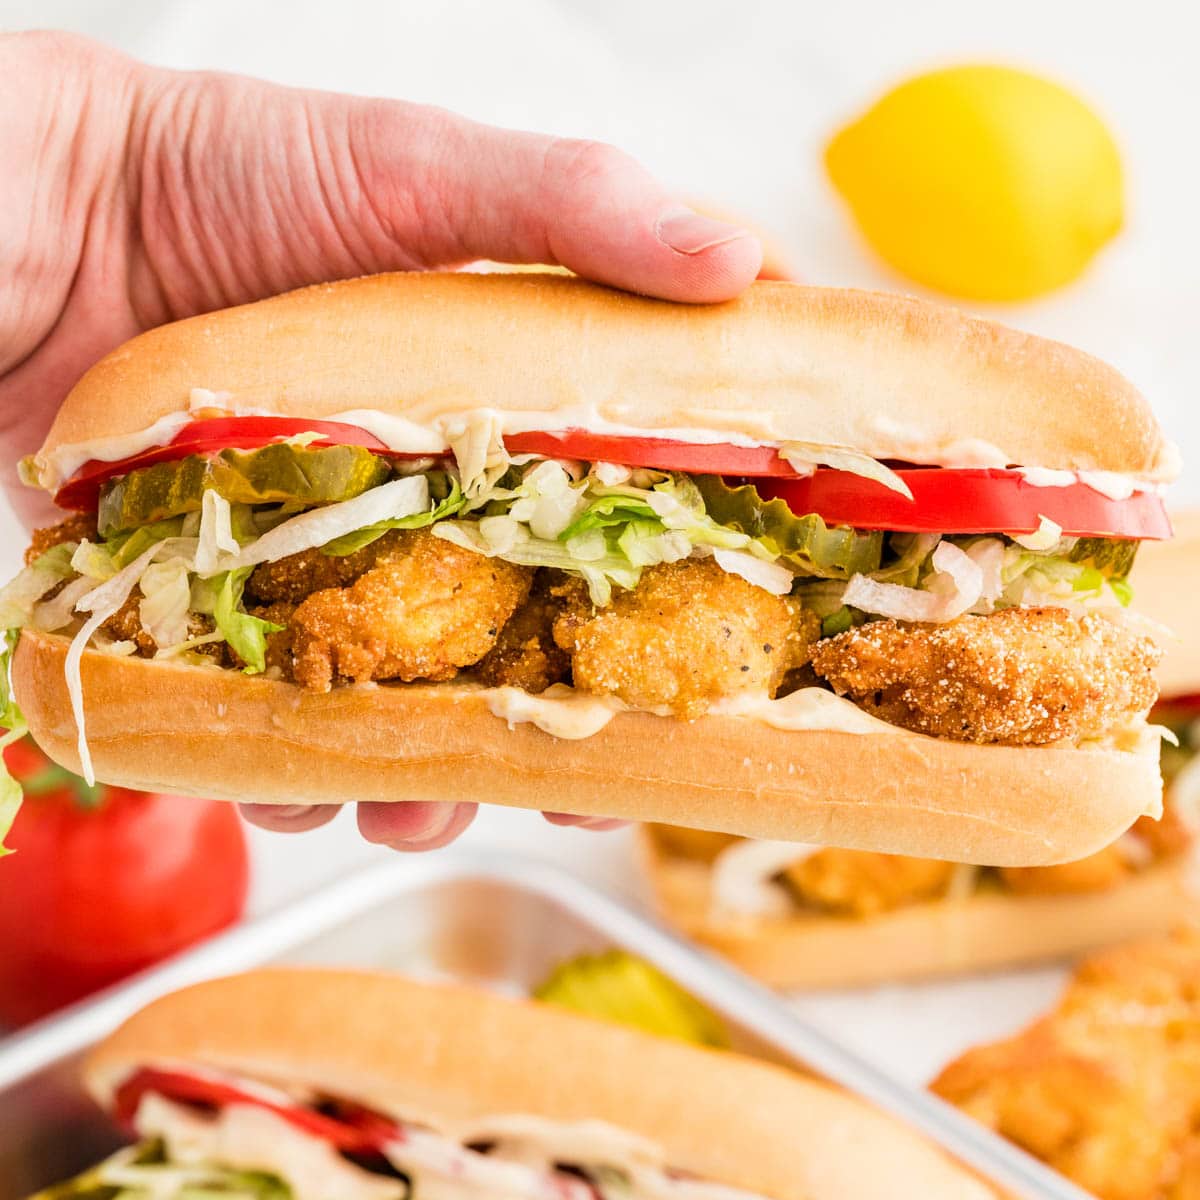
[695,475,883,579]
[535,950,729,1048]
[98,444,391,535]
[1067,536,1138,580]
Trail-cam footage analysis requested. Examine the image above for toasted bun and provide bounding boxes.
[638,828,1199,989]
[1134,511,1200,698]
[15,629,1160,866]
[84,968,994,1200]
[34,272,1173,489]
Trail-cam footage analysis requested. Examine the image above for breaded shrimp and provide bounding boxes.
[246,532,404,605]
[24,512,97,565]
[809,607,1160,746]
[552,558,819,719]
[473,572,571,694]
[289,528,532,691]
[782,850,955,917]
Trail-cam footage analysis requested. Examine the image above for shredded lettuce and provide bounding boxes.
[0,629,27,854]
[212,568,283,675]
[322,474,466,556]
[0,543,79,627]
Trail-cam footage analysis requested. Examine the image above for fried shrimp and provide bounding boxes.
[781,850,955,917]
[246,534,401,605]
[933,928,1200,1200]
[24,512,98,565]
[289,528,532,691]
[473,572,571,694]
[809,607,1160,746]
[552,559,820,719]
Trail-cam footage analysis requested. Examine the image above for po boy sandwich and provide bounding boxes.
[33,967,996,1200]
[1,272,1175,862]
[639,516,1200,988]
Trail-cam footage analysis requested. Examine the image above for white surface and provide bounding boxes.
[2,0,1197,1087]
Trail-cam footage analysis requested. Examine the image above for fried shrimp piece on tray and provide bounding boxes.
[24,512,98,565]
[810,607,1160,746]
[473,571,571,694]
[289,528,532,691]
[933,928,1200,1200]
[553,558,820,719]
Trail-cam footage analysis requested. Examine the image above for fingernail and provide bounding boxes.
[656,206,749,255]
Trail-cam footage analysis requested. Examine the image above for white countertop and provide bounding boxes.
[1,0,1196,1087]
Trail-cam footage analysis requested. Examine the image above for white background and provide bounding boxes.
[0,0,1196,1086]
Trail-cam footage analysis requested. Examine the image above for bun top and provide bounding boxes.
[85,968,992,1200]
[34,272,1173,489]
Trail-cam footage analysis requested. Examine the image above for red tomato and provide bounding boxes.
[52,417,1169,542]
[114,1068,399,1153]
[753,469,1171,540]
[504,431,797,476]
[0,738,249,1026]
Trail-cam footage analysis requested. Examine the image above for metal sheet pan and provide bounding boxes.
[0,851,1090,1200]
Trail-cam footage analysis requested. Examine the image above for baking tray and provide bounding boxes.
[0,851,1091,1200]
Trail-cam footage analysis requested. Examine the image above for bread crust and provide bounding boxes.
[34,273,1173,488]
[638,828,1198,989]
[14,629,1160,866]
[84,968,995,1200]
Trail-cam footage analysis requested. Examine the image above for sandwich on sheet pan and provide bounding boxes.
[32,967,995,1200]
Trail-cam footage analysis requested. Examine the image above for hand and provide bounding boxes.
[1,31,762,849]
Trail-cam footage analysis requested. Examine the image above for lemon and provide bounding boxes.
[825,65,1123,301]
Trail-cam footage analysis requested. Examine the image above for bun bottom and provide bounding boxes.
[638,828,1198,989]
[14,630,1161,865]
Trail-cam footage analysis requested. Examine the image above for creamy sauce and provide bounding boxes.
[129,1089,770,1200]
[710,840,821,919]
[485,684,627,738]
[36,403,1165,493]
[707,688,901,734]
[133,1094,405,1200]
[484,685,898,740]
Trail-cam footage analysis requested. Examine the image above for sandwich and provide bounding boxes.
[638,515,1200,987]
[0,272,1175,862]
[932,925,1200,1200]
[34,966,996,1199]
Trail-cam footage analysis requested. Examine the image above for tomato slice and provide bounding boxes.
[113,1067,400,1154]
[504,431,795,476]
[753,469,1171,540]
[51,417,1169,542]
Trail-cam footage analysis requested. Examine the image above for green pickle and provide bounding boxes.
[694,475,882,579]
[1067,536,1138,580]
[98,444,391,536]
[535,949,729,1048]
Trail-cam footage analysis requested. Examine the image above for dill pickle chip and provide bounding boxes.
[535,950,729,1048]
[1067,536,1138,579]
[694,475,882,579]
[98,444,391,535]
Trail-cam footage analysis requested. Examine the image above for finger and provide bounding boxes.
[542,812,630,832]
[364,114,765,302]
[356,800,477,851]
[239,803,341,833]
[138,76,762,321]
